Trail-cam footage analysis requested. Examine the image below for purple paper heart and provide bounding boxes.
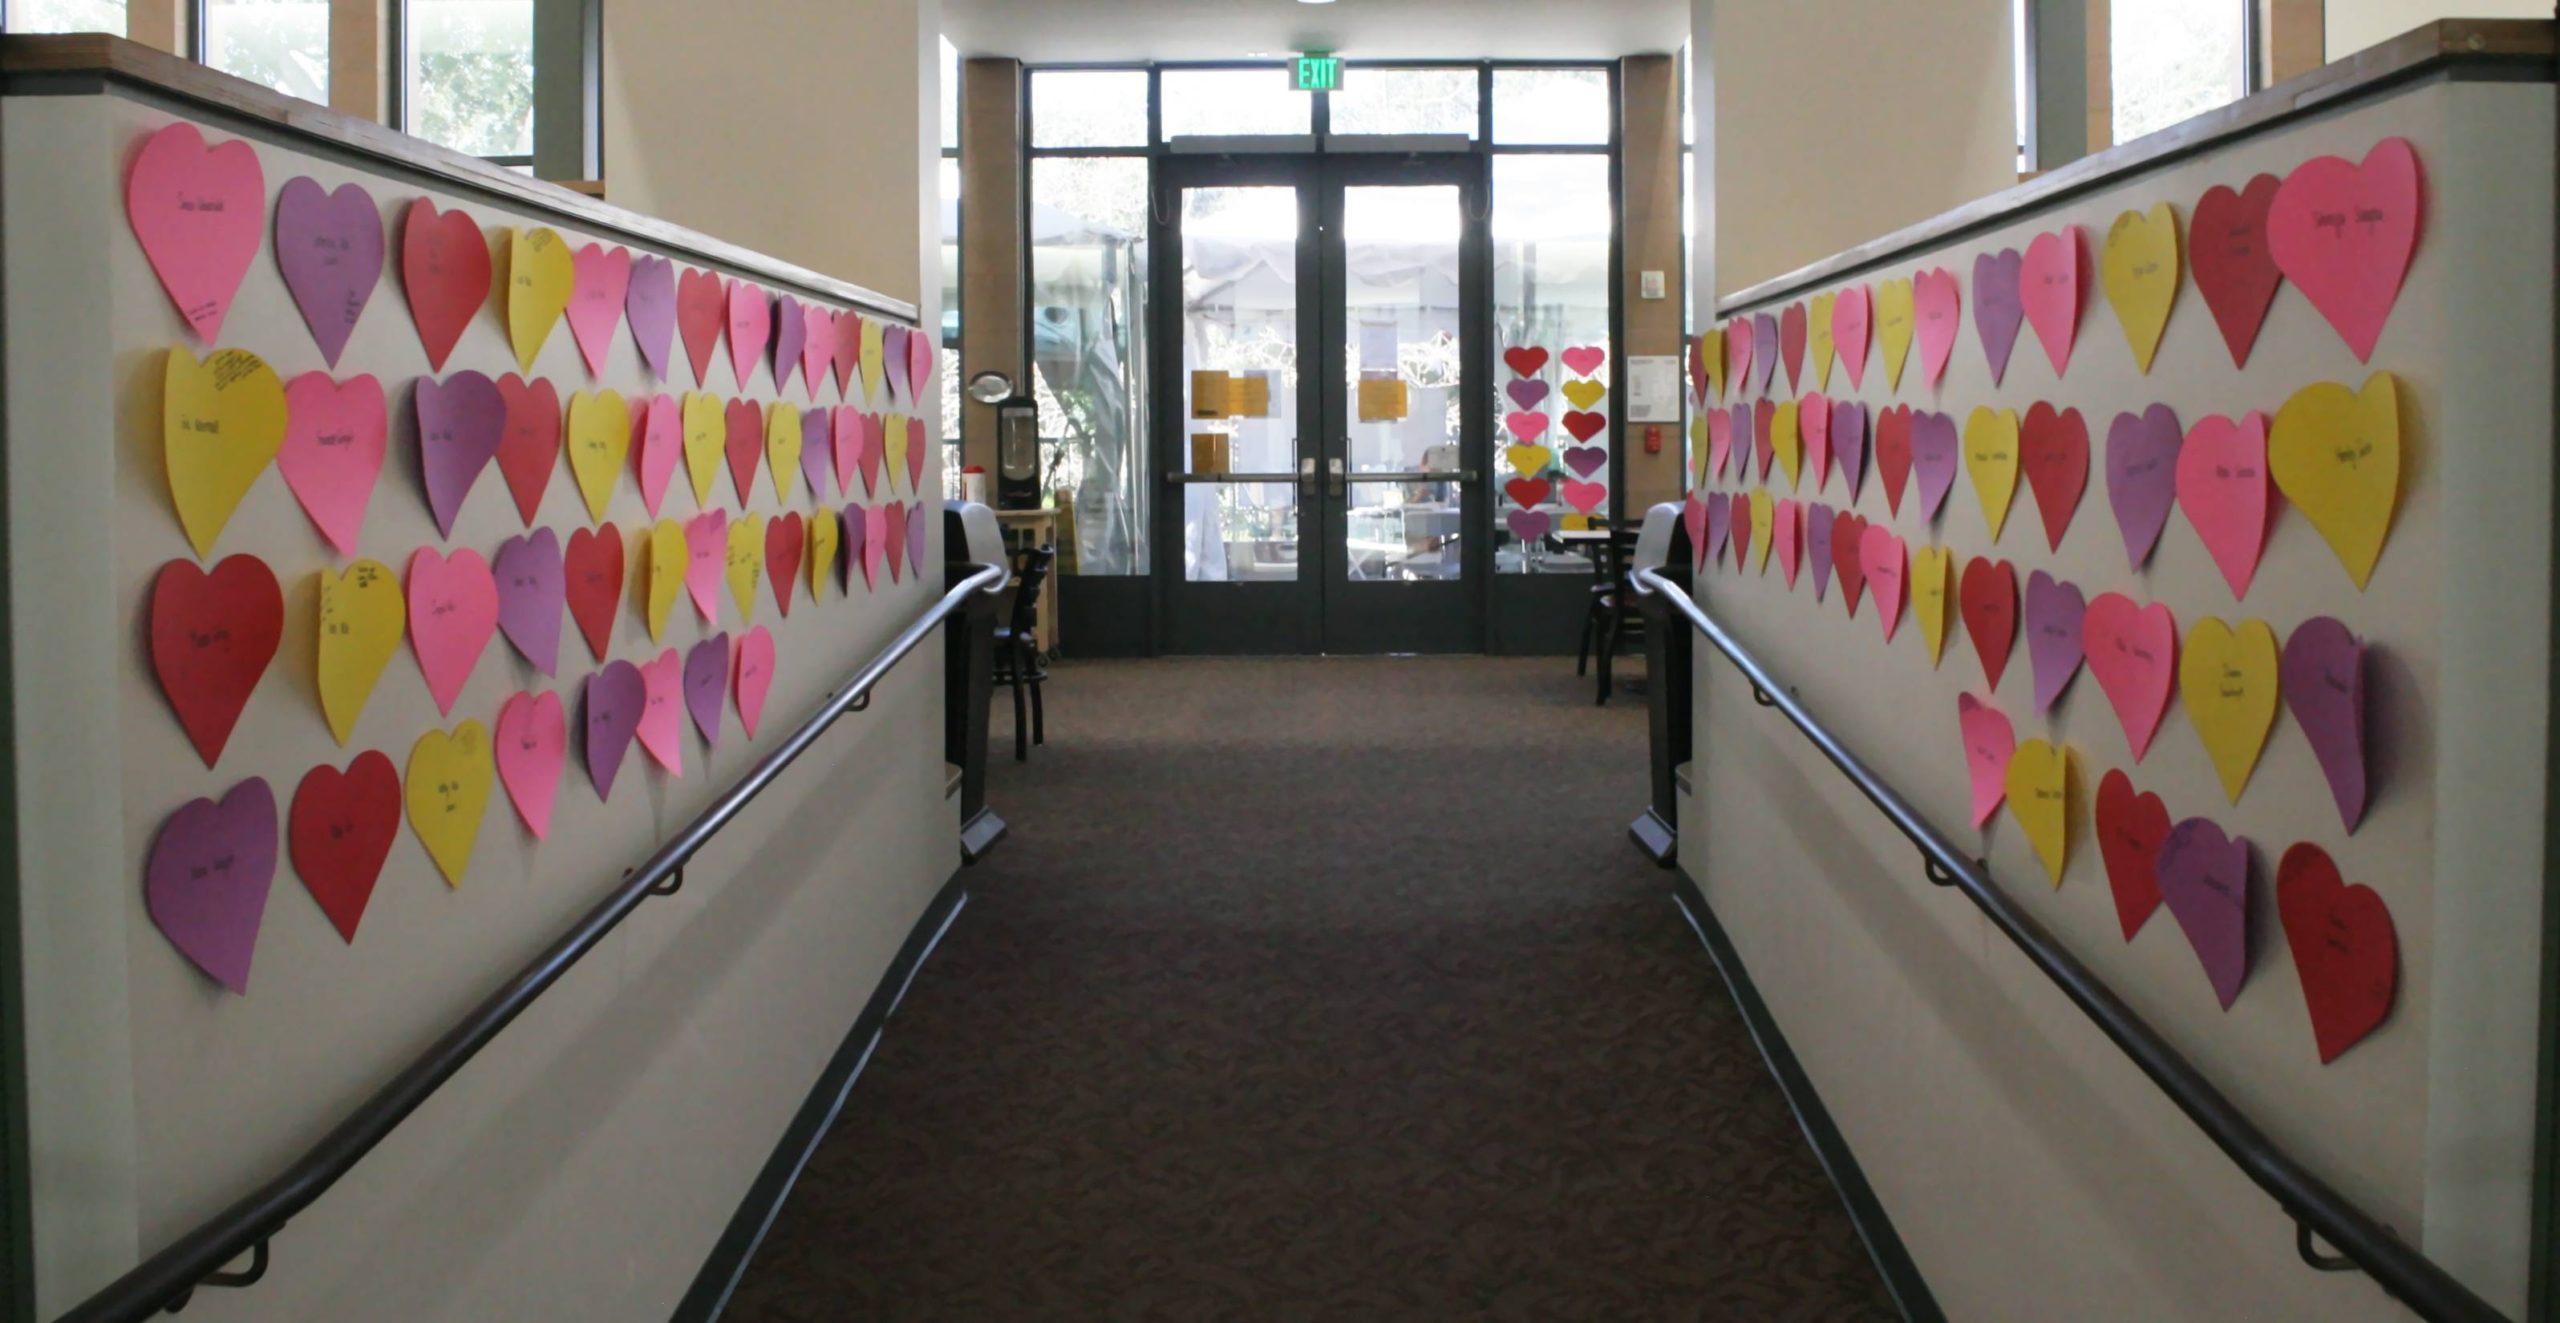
[773,294,807,394]
[1562,445,1607,479]
[2155,817,2252,1009]
[840,504,867,589]
[2105,404,2182,571]
[907,496,931,572]
[626,254,677,379]
[1806,504,1835,601]
[1750,313,1780,395]
[2023,570,2086,714]
[882,324,912,405]
[685,631,731,746]
[1972,249,2026,385]
[1830,399,1868,499]
[492,528,565,676]
[583,660,647,800]
[144,777,277,995]
[414,371,506,539]
[1910,410,1961,519]
[273,177,384,368]
[1505,508,1552,542]
[2281,617,2370,833]
[1505,378,1550,410]
[1705,492,1731,562]
[799,405,834,499]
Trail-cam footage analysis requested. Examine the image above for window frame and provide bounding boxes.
[378,0,600,177]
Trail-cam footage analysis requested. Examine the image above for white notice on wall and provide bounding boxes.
[1360,321,1399,372]
[1626,355,1681,423]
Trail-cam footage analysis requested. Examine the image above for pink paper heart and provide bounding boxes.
[725,280,771,388]
[636,648,685,774]
[2156,817,2253,1009]
[832,407,864,498]
[583,660,645,799]
[832,310,862,396]
[1957,693,2016,828]
[2082,592,2178,761]
[2266,137,2421,363]
[272,176,384,368]
[145,776,277,994]
[127,122,266,343]
[1801,392,1832,491]
[800,304,835,400]
[406,546,499,716]
[734,626,777,738]
[686,632,731,746]
[1832,284,1871,389]
[1682,495,1709,565]
[2019,226,2083,377]
[494,690,566,838]
[1562,480,1606,514]
[1725,319,1753,392]
[567,243,631,378]
[279,371,387,557]
[1860,524,1906,641]
[1706,409,1732,477]
[1505,411,1551,444]
[2175,411,2272,600]
[492,528,565,676]
[1772,499,1803,587]
[908,325,935,405]
[634,393,681,516]
[625,254,677,379]
[883,502,910,583]
[1912,266,1961,389]
[685,511,728,621]
[1561,345,1606,378]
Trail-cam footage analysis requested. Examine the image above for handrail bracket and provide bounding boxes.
[163,1237,270,1313]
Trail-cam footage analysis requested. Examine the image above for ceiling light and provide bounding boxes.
[1298,0,1337,6]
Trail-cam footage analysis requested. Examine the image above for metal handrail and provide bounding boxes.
[55,560,1012,1323]
[1630,564,2510,1323]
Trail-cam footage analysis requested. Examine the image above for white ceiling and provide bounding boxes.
[944,0,1688,63]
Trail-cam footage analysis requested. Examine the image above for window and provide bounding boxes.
[939,38,962,491]
[1328,66,1478,137]
[2014,0,2033,170]
[1030,155,1151,575]
[1492,153,1612,574]
[203,0,329,102]
[2111,0,2247,144]
[1492,67,1609,145]
[1160,67,1307,139]
[1030,69,1148,149]
[6,0,124,32]
[405,0,536,160]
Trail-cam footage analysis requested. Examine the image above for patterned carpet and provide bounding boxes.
[721,657,1897,1322]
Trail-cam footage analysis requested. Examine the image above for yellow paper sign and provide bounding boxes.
[807,503,840,598]
[2005,738,2071,886]
[2102,203,2181,374]
[1808,290,1837,392]
[566,389,630,523]
[1358,377,1409,423]
[1505,445,1552,478]
[2269,372,2401,590]
[1874,278,1916,390]
[2180,616,2279,803]
[406,719,493,887]
[164,346,287,558]
[1701,328,1726,401]
[858,319,887,404]
[883,413,911,495]
[765,403,803,503]
[1911,544,1954,665]
[1771,400,1802,489]
[681,391,725,506]
[1233,372,1273,418]
[1190,370,1231,419]
[1562,379,1608,411]
[317,559,405,746]
[507,227,575,372]
[1964,406,2021,541]
[645,517,686,641]
[726,513,766,623]
[1747,488,1775,574]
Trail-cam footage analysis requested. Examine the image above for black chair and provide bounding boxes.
[993,545,1055,761]
[1575,527,1646,705]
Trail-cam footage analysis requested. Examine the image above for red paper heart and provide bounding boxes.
[399,199,490,372]
[564,523,625,662]
[1752,399,1776,478]
[1873,405,1914,514]
[833,310,863,395]
[2267,138,2421,363]
[1959,556,2017,691]
[1560,345,1606,377]
[150,556,283,767]
[289,751,400,943]
[1503,346,1549,378]
[2277,842,2398,1064]
[2189,173,2283,369]
[2019,402,2089,552]
[766,511,805,617]
[1504,478,1550,507]
[2082,592,2178,760]
[2095,768,2170,941]
[723,398,763,503]
[1778,303,1808,392]
[1831,512,1868,616]
[1562,411,1606,443]
[726,280,772,387]
[675,267,726,385]
[494,374,562,526]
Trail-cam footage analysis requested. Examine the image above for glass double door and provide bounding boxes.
[1157,153,1489,654]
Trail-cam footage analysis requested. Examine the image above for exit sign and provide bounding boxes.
[1293,54,1342,92]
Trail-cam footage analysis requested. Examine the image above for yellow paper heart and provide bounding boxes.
[1689,417,1711,481]
[2004,738,2071,886]
[317,559,405,746]
[645,517,686,641]
[807,504,840,598]
[1963,406,2021,541]
[406,719,493,887]
[2102,203,2181,374]
[883,413,911,496]
[765,403,804,503]
[1562,379,1608,410]
[859,319,887,403]
[2269,373,2401,590]
[681,391,726,506]
[164,346,286,558]
[1808,290,1837,391]
[2179,617,2279,803]
[507,227,576,372]
[1874,278,1916,390]
[1747,488,1775,574]
[1505,444,1553,478]
[726,513,766,623]
[1911,544,1954,666]
[566,389,631,524]
[1701,328,1726,401]
[1771,401,1802,489]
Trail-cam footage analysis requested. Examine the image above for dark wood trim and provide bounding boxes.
[0,32,917,320]
[670,876,971,1323]
[1717,18,2555,316]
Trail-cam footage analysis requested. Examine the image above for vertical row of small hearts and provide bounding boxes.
[130,120,933,995]
[1498,344,1611,541]
[1682,138,2417,1065]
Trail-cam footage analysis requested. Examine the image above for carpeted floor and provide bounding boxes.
[721,657,1897,1322]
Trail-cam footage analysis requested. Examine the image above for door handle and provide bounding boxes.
[1328,456,1345,498]
[1299,454,1317,498]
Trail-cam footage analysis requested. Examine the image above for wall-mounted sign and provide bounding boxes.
[1293,54,1342,92]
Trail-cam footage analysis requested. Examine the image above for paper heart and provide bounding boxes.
[1561,378,1608,410]
[1807,291,1837,391]
[800,304,835,401]
[415,370,507,539]
[829,407,863,496]
[1874,277,1916,390]
[1504,443,1553,478]
[1960,557,2017,691]
[494,374,563,526]
[165,347,288,558]
[1772,500,1803,588]
[683,511,728,622]
[2019,226,2082,377]
[491,528,565,676]
[1910,410,1960,521]
[1831,512,1868,615]
[906,416,930,494]
[1706,409,1733,479]
[726,280,773,388]
[882,324,913,404]
[494,689,567,838]
[2156,817,2252,1009]
[2277,843,2397,1063]
[399,198,489,371]
[717,627,776,753]
[2019,402,2088,552]
[626,253,678,379]
[1562,411,1607,444]
[1832,284,1871,390]
[278,371,388,557]
[2281,616,2370,832]
[1806,504,1835,601]
[1910,544,1952,664]
[1561,480,1607,515]
[1958,693,2016,828]
[1962,406,2021,541]
[1799,393,1831,491]
[1506,379,1550,409]
[1682,495,1711,567]
[833,310,863,395]
[2095,769,2170,940]
[882,413,913,497]
[726,514,767,620]
[566,243,631,378]
[405,719,492,886]
[273,177,384,367]
[2189,174,2283,369]
[633,392,681,516]
[583,661,646,798]
[1745,489,1775,574]
[2006,739,2071,885]
[1778,304,1808,392]
[772,293,808,395]
[2267,138,2421,362]
[1971,250,2026,385]
[2181,616,2279,803]
[1771,401,1801,487]
[1874,405,1913,513]
[885,503,913,583]
[1705,492,1732,565]
[1750,314,1779,395]
[2105,405,2182,570]
[2101,205,2179,373]
[151,556,282,766]
[1912,267,1961,389]
[506,227,575,371]
[767,511,806,616]
[1504,478,1551,508]
[1724,321,1752,394]
[764,404,804,503]
[290,752,399,941]
[1752,400,1776,479]
[637,648,686,774]
[1697,331,1721,402]
[128,122,266,343]
[908,493,931,572]
[723,397,764,504]
[2176,411,2273,600]
[1561,345,1606,378]
[407,547,498,715]
[1558,445,1606,480]
[1504,345,1550,379]
[2023,570,2085,714]
[1504,412,1551,446]
[787,406,831,502]
[317,559,404,745]
[1861,524,1906,641]
[2269,374,2401,590]
[563,523,624,662]
[681,392,726,505]
[1502,508,1550,544]
[1728,492,1754,568]
[676,268,726,384]
[2083,592,2178,761]
[565,388,630,523]
[1831,399,1867,499]
[146,777,277,992]
[854,503,885,588]
[807,503,841,598]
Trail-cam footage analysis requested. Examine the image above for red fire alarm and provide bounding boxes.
[1644,424,1663,454]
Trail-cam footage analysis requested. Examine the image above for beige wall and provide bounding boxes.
[2327,0,2552,56]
